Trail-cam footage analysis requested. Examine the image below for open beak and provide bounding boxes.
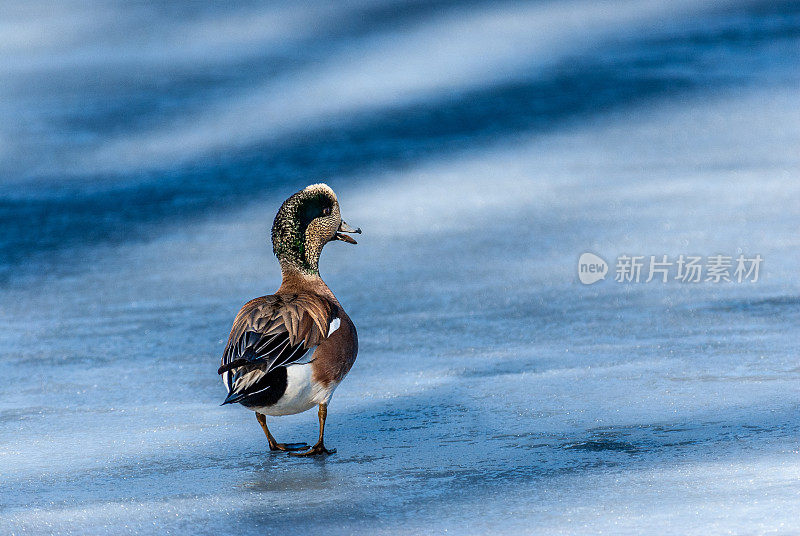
[334,220,361,244]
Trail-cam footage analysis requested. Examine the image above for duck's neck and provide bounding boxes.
[277,263,335,300]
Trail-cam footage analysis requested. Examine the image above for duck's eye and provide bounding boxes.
[322,207,331,216]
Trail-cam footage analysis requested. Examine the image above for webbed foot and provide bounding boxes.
[289,443,337,457]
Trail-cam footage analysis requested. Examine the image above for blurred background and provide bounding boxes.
[1,1,799,534]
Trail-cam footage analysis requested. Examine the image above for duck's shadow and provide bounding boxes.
[241,458,334,493]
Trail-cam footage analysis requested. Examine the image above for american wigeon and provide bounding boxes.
[218,184,360,456]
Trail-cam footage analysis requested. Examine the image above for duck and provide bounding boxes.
[218,183,360,456]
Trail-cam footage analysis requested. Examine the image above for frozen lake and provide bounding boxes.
[1,1,799,534]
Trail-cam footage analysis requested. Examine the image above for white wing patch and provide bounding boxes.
[327,317,341,336]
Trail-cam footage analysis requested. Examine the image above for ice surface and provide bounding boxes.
[1,1,799,534]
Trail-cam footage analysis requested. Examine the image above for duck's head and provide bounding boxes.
[271,183,361,275]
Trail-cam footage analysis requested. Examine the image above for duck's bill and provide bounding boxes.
[335,220,361,244]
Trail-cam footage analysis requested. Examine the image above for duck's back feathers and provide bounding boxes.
[219,293,338,406]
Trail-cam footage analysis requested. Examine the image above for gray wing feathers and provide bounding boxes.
[219,294,337,397]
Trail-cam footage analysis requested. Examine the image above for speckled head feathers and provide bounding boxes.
[271,184,349,275]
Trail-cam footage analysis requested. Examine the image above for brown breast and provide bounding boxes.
[311,308,358,386]
[277,270,358,387]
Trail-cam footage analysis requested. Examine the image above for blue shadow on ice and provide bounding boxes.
[1,0,799,283]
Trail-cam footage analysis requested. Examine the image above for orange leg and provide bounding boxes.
[255,412,308,452]
[290,404,337,457]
